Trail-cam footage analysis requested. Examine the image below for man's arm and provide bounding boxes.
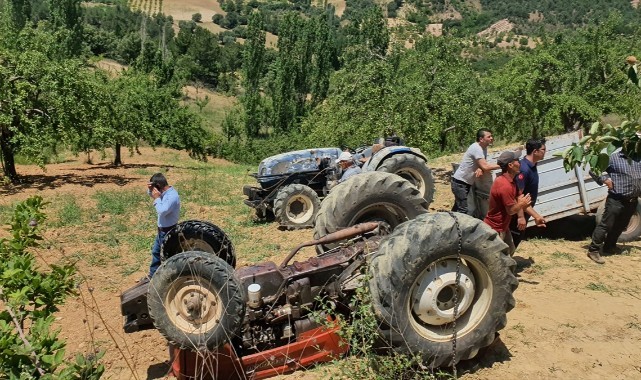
[524,206,546,227]
[476,158,500,172]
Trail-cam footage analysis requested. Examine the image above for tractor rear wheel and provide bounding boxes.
[273,184,321,229]
[369,212,518,367]
[595,199,641,242]
[161,220,236,267]
[313,172,428,253]
[148,251,245,350]
[376,153,435,204]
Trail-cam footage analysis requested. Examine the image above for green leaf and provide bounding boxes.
[572,145,583,162]
[589,122,600,135]
[596,153,610,172]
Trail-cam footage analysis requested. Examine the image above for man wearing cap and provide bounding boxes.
[586,149,641,264]
[336,151,362,183]
[451,129,500,216]
[627,55,639,87]
[484,151,532,256]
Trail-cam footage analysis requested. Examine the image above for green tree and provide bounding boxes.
[302,36,486,153]
[241,11,266,137]
[0,27,98,181]
[310,12,334,107]
[271,12,302,132]
[47,0,84,57]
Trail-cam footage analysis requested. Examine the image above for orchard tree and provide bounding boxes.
[241,11,266,137]
[0,27,98,181]
[301,36,486,152]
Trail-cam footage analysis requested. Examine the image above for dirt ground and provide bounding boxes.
[2,148,641,379]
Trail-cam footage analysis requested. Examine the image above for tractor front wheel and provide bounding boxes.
[369,212,518,367]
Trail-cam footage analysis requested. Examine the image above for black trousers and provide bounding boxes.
[451,178,471,215]
[589,196,637,252]
[510,214,530,249]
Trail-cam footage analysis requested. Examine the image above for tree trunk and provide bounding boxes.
[114,143,122,166]
[0,130,18,182]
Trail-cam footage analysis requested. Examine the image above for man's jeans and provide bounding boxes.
[451,178,471,215]
[589,196,637,252]
[149,230,168,277]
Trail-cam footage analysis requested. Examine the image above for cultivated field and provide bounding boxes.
[2,147,640,379]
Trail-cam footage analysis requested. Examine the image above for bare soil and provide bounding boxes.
[2,148,641,379]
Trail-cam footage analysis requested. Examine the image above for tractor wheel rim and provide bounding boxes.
[408,255,492,342]
[166,276,222,334]
[286,194,314,224]
[181,238,215,253]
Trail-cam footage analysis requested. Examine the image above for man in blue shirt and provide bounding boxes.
[147,173,181,278]
[511,138,547,248]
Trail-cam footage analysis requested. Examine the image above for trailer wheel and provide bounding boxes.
[369,212,517,367]
[161,220,236,267]
[595,199,641,242]
[273,184,321,229]
[148,251,245,350]
[313,172,428,253]
[376,153,435,204]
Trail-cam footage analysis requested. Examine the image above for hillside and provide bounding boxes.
[2,147,640,379]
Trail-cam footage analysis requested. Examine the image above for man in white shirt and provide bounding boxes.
[451,129,500,215]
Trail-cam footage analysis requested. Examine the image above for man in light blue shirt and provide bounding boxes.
[147,173,181,278]
[336,151,362,183]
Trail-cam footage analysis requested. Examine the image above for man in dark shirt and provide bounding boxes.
[587,150,641,264]
[511,138,547,248]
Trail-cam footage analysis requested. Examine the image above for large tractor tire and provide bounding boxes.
[376,153,435,204]
[595,199,641,242]
[369,212,518,368]
[273,184,321,230]
[148,251,245,350]
[313,172,428,253]
[161,220,236,267]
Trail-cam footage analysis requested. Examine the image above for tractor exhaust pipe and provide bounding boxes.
[279,222,379,269]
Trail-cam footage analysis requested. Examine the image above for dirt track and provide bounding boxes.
[2,148,640,379]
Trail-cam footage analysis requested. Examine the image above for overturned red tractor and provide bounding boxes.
[121,196,517,379]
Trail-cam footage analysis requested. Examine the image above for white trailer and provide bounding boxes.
[467,131,641,242]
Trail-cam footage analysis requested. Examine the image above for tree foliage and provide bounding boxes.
[561,121,641,173]
[0,196,104,378]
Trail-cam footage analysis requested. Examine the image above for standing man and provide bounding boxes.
[451,129,500,216]
[484,151,532,256]
[586,150,641,264]
[147,173,181,278]
[511,138,548,247]
[336,151,362,183]
[627,55,639,87]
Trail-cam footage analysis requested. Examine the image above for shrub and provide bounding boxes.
[0,196,104,378]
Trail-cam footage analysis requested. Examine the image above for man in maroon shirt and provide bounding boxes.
[484,151,532,256]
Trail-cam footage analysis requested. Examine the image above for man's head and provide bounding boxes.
[149,173,168,191]
[626,55,638,65]
[525,137,546,163]
[336,151,354,169]
[476,128,494,148]
[497,151,520,174]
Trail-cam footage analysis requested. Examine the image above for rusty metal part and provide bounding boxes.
[279,222,379,269]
